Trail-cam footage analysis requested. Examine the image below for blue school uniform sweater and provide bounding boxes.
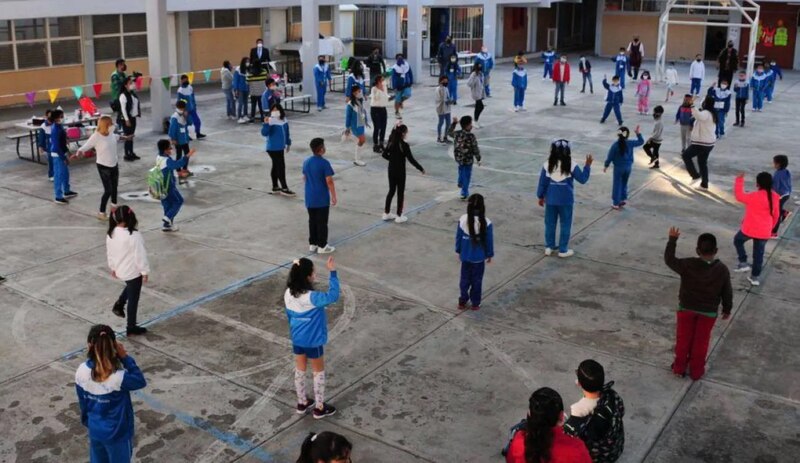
[733,79,749,100]
[512,68,528,90]
[604,134,645,168]
[36,121,51,152]
[542,51,556,65]
[345,75,365,98]
[75,356,147,443]
[156,152,189,185]
[261,118,291,151]
[613,55,628,76]
[345,102,368,132]
[710,87,732,113]
[773,169,792,197]
[602,79,624,104]
[474,52,494,75]
[750,71,769,93]
[233,69,248,92]
[675,105,694,126]
[768,64,782,82]
[536,161,591,206]
[313,63,331,87]
[176,85,197,111]
[284,272,340,348]
[261,88,280,113]
[50,123,68,159]
[391,62,414,90]
[168,111,191,145]
[455,215,494,263]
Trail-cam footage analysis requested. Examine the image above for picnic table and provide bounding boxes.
[429,52,478,76]
[10,114,100,165]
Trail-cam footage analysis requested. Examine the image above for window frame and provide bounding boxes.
[93,14,148,62]
[188,9,263,30]
[0,17,82,71]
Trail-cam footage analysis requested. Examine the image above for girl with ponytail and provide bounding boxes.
[381,124,425,223]
[285,256,340,419]
[505,387,591,463]
[455,194,494,311]
[106,205,150,335]
[296,431,353,463]
[75,324,147,463]
[603,125,643,210]
[733,172,781,286]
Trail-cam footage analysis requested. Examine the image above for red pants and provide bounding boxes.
[673,311,716,380]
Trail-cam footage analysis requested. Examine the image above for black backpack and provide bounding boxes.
[564,382,625,463]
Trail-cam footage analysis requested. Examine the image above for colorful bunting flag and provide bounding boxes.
[135,76,143,90]
[47,88,60,103]
[187,72,195,85]
[161,76,172,90]
[93,83,103,98]
[25,91,36,107]
[203,69,212,82]
[71,86,83,99]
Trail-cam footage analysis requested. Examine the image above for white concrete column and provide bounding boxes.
[332,5,341,38]
[495,6,504,57]
[595,0,604,56]
[301,0,319,95]
[145,0,172,132]
[728,10,742,49]
[267,9,287,48]
[80,16,96,85]
[406,0,423,80]
[482,3,497,57]
[166,13,178,75]
[528,7,538,52]
[385,6,398,57]
[175,11,190,73]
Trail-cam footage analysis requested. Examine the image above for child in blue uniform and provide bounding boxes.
[176,74,205,139]
[732,71,749,127]
[771,154,792,238]
[444,55,461,105]
[708,81,732,138]
[37,109,53,180]
[75,324,146,463]
[313,56,331,111]
[345,59,366,102]
[285,256,340,419]
[345,84,369,166]
[456,194,494,311]
[613,48,628,89]
[262,103,294,196]
[512,58,528,112]
[155,139,195,232]
[50,109,78,204]
[391,54,414,118]
[750,65,769,112]
[474,46,494,97]
[765,61,782,103]
[168,100,192,182]
[603,125,644,209]
[542,48,556,79]
[600,75,624,125]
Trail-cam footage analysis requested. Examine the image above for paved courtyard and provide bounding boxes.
[0,60,798,462]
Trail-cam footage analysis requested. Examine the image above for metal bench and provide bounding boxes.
[7,132,37,162]
[283,94,312,113]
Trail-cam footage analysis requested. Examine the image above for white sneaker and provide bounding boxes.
[544,247,553,256]
[353,160,366,167]
[317,245,336,254]
[96,212,108,221]
[394,215,408,224]
[309,245,318,252]
[747,275,760,286]
[513,107,519,112]
[558,249,575,258]
[48,177,54,182]
[382,213,397,221]
[519,107,527,112]
[237,117,247,124]
[689,178,702,187]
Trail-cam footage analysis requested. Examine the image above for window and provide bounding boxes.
[289,7,302,24]
[355,8,387,40]
[239,9,261,26]
[215,10,236,28]
[189,9,262,29]
[319,6,333,22]
[0,17,81,71]
[189,10,212,29]
[93,14,148,62]
[605,0,666,12]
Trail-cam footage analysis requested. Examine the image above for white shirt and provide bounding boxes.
[370,86,390,108]
[107,228,150,281]
[690,106,716,146]
[79,131,120,167]
[119,93,140,120]
[570,397,599,418]
[665,68,678,85]
[689,60,705,80]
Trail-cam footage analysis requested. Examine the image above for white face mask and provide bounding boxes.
[720,84,728,89]
[560,58,566,64]
[271,111,280,118]
[257,43,263,49]
[128,84,135,91]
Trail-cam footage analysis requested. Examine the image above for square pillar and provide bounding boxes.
[406,0,423,80]
[385,6,399,57]
[80,16,96,85]
[528,7,538,52]
[175,11,191,73]
[301,0,320,94]
[332,5,341,38]
[145,0,172,132]
[482,3,498,57]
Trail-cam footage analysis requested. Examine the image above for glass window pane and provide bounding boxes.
[16,42,48,68]
[605,0,622,11]
[0,44,14,70]
[94,36,121,61]
[15,19,46,40]
[123,14,146,33]
[238,9,261,26]
[124,34,148,58]
[49,17,80,38]
[93,15,120,35]
[319,6,332,22]
[214,10,236,28]
[188,10,212,29]
[290,7,301,23]
[51,39,81,65]
[0,20,12,42]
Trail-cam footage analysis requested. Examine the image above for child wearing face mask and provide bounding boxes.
[176,74,205,139]
[750,65,768,112]
[444,55,461,105]
[578,55,592,94]
[435,75,453,144]
[644,105,664,169]
[708,81,732,138]
[313,56,331,111]
[552,56,570,106]
[635,70,652,114]
[474,45,494,97]
[262,103,294,196]
[689,54,705,96]
[542,47,556,80]
[344,85,370,166]
[664,61,679,102]
[612,48,628,89]
[600,75,624,126]
[50,109,78,204]
[675,94,695,153]
[732,71,749,127]
[512,56,528,112]
[603,125,644,210]
[168,100,192,183]
[261,78,281,116]
[765,60,782,103]
[233,57,250,123]
[391,54,414,118]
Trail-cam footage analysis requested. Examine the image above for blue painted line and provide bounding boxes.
[134,390,276,461]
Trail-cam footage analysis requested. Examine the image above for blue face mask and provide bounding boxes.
[181,82,189,88]
[397,58,405,65]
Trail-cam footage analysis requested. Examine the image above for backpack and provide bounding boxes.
[147,157,171,200]
[564,382,625,463]
[109,98,121,113]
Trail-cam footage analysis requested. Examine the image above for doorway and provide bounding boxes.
[503,7,528,56]
[429,8,450,57]
[704,24,728,60]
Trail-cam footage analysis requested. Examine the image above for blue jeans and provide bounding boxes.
[690,78,702,95]
[611,165,631,206]
[52,156,71,200]
[544,204,574,253]
[447,79,458,103]
[161,185,184,223]
[734,230,767,277]
[513,87,525,107]
[459,260,485,307]
[543,63,553,79]
[46,149,54,178]
[752,90,764,110]
[554,82,565,103]
[223,87,235,117]
[237,90,249,118]
[316,82,326,109]
[438,113,451,139]
[90,437,132,463]
[582,72,593,92]
[716,111,727,137]
[484,71,491,97]
[188,109,201,134]
[601,103,623,125]
[618,71,626,89]
[765,83,775,102]
[457,164,473,198]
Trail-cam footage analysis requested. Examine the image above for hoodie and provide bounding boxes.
[675,104,694,126]
[313,63,331,87]
[602,78,623,104]
[455,214,494,263]
[261,116,291,151]
[750,71,769,93]
[604,134,645,168]
[391,61,413,90]
[176,84,196,111]
[542,50,556,65]
[735,176,780,239]
[474,51,494,75]
[512,68,528,90]
[690,106,716,146]
[733,78,749,100]
[449,128,481,166]
[536,161,591,206]
[773,168,792,198]
[664,236,733,315]
[168,111,191,145]
[709,87,732,113]
[284,272,340,348]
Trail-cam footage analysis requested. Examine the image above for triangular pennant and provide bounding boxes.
[92,83,103,98]
[135,76,143,90]
[187,71,194,85]
[71,86,83,99]
[203,69,212,82]
[25,91,36,108]
[161,76,172,90]
[48,88,60,103]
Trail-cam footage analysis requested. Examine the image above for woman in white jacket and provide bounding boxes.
[77,116,122,220]
[370,75,390,153]
[681,95,718,190]
[106,206,150,336]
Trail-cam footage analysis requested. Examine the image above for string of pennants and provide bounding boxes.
[11,69,216,108]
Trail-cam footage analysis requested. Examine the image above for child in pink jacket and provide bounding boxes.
[733,172,780,286]
[635,71,652,114]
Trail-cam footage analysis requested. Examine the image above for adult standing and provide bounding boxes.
[466,63,486,128]
[681,95,717,190]
[365,47,386,87]
[626,36,644,80]
[249,38,271,70]
[717,40,738,86]
[381,124,425,224]
[369,75,390,153]
[118,76,140,161]
[106,206,150,335]
[76,115,122,220]
[436,36,458,77]
[109,59,127,105]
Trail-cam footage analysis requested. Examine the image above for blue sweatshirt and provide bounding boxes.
[542,51,556,65]
[768,64,782,82]
[345,102,368,131]
[391,61,414,90]
[233,69,248,92]
[50,123,68,159]
[773,168,792,197]
[36,121,51,152]
[733,79,749,100]
[284,272,340,347]
[536,161,591,206]
[613,55,628,75]
[455,214,494,263]
[75,356,147,443]
[176,84,196,111]
[750,71,769,93]
[168,111,191,145]
[604,134,645,168]
[512,68,528,90]
[156,152,189,185]
[345,74,365,98]
[261,118,291,151]
[675,105,694,126]
[602,79,624,104]
[709,87,732,113]
[261,87,280,113]
[313,63,331,87]
[474,52,494,75]
[445,61,462,80]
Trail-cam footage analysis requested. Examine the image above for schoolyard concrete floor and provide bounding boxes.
[0,60,799,463]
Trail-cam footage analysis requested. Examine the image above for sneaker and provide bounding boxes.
[553,101,558,106]
[519,107,527,112]
[296,398,315,415]
[689,177,702,187]
[353,160,366,167]
[97,212,108,221]
[238,117,248,124]
[64,191,78,198]
[620,201,627,207]
[123,156,136,162]
[269,188,281,195]
[471,305,480,311]
[280,189,296,197]
[131,153,141,160]
[747,276,760,286]
[162,225,179,232]
[734,262,751,273]
[312,403,337,420]
[560,101,566,106]
[112,301,125,318]
[48,177,54,182]
[309,245,318,252]
[442,137,451,144]
[769,233,779,240]
[126,326,148,336]
[513,107,519,112]
[317,107,323,112]
[650,163,660,169]
[472,122,480,129]
[382,213,397,221]
[317,245,336,254]
[544,247,553,256]
[611,205,621,210]
[394,215,408,224]
[458,300,467,310]
[54,198,68,205]
[460,195,468,201]
[558,249,575,258]
[196,133,207,139]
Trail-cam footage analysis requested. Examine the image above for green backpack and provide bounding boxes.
[147,158,171,200]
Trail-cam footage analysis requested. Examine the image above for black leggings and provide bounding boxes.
[643,141,661,161]
[371,107,388,146]
[97,164,119,213]
[267,150,288,190]
[735,98,746,124]
[122,117,136,156]
[250,95,263,119]
[474,99,484,122]
[117,276,143,329]
[385,171,406,215]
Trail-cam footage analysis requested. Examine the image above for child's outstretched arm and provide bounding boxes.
[310,258,340,307]
[664,227,684,275]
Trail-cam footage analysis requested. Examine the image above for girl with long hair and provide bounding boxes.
[285,256,340,419]
[681,95,718,189]
[75,324,147,463]
[296,431,353,463]
[733,172,780,286]
[381,124,425,223]
[603,125,643,210]
[234,57,250,123]
[435,75,453,144]
[370,74,390,152]
[106,205,150,335]
[345,59,366,102]
[455,194,494,311]
[466,63,486,128]
[344,84,370,167]
[77,115,126,220]
[118,75,141,161]
[262,103,295,196]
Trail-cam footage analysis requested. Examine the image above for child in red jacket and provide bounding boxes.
[553,56,571,106]
[733,172,780,286]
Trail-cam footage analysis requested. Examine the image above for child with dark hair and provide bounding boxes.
[37,108,54,180]
[370,75,390,152]
[689,54,705,96]
[675,94,695,153]
[771,155,792,238]
[344,84,369,167]
[765,60,782,103]
[49,109,78,204]
[456,194,494,311]
[600,75,624,125]
[603,125,644,210]
[732,70,749,127]
[391,53,414,118]
[169,100,192,182]
[512,57,529,111]
[435,75,453,143]
[234,57,250,123]
[262,103,294,196]
[285,256,340,420]
[634,70,651,114]
[682,95,718,189]
[313,55,331,111]
[75,324,147,463]
[664,227,732,379]
[345,59,366,101]
[537,139,593,258]
[262,78,281,114]
[564,360,625,463]
[106,205,149,335]
[155,139,195,232]
[733,172,781,286]
[304,138,337,254]
[176,74,205,138]
[297,431,352,463]
[382,124,425,223]
[644,106,664,169]
[221,60,235,119]
[542,47,556,79]
[750,64,769,112]
[612,48,628,89]
[444,54,462,105]
[449,115,481,200]
[708,81,732,138]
